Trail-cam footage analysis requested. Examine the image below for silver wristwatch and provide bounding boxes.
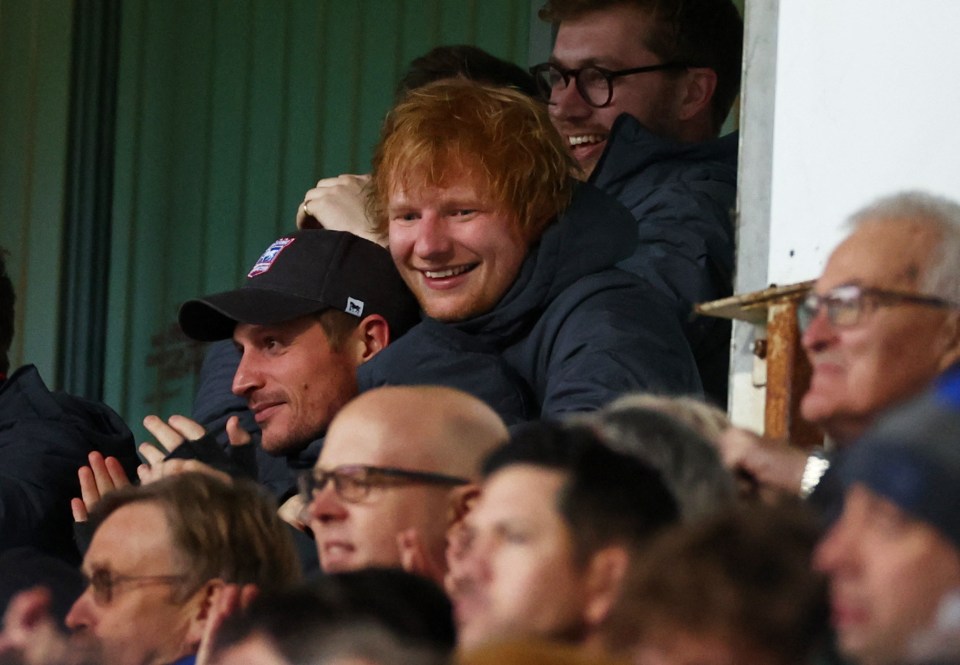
[799,449,830,499]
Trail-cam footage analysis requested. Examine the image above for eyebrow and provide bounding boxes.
[549,55,624,69]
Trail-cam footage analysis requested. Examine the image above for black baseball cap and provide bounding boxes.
[178,230,420,341]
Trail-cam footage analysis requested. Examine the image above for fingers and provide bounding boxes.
[138,441,166,467]
[71,498,89,523]
[277,495,307,531]
[142,414,185,454]
[167,414,207,440]
[104,455,132,489]
[225,416,252,447]
[294,173,386,246]
[77,464,101,511]
[137,455,233,486]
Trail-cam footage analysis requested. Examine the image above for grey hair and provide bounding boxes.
[848,190,960,302]
[581,396,737,522]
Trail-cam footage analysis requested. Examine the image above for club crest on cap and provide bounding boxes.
[346,297,365,317]
[248,237,295,278]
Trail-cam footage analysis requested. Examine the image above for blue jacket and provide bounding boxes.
[358,183,702,423]
[591,115,738,405]
[0,365,138,564]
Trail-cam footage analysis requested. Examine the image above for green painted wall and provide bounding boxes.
[102,0,532,439]
[0,0,74,383]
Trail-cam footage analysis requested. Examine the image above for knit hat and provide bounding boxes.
[179,230,419,341]
[839,367,960,549]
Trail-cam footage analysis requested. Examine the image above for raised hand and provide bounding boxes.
[71,451,132,523]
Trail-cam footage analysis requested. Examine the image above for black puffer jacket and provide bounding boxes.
[358,183,702,423]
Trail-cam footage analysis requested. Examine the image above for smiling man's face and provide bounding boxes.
[231,314,360,454]
[548,5,685,177]
[387,173,529,322]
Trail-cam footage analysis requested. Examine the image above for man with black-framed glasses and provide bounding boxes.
[301,385,507,584]
[720,191,960,503]
[533,0,744,405]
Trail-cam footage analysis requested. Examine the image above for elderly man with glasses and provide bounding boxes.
[301,385,508,584]
[532,0,743,404]
[720,191,960,502]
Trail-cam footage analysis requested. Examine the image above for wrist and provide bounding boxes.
[799,449,831,499]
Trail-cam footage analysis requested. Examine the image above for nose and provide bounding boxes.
[65,587,94,631]
[800,302,838,355]
[307,482,348,524]
[451,531,492,593]
[548,77,593,121]
[412,211,453,261]
[231,350,263,398]
[812,514,856,576]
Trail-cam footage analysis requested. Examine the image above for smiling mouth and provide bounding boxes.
[423,264,477,279]
[249,402,283,423]
[568,134,605,147]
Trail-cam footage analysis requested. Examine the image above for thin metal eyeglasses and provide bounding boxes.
[797,284,960,331]
[529,61,693,108]
[299,464,469,504]
[83,568,187,605]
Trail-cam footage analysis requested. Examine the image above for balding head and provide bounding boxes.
[327,385,508,479]
[306,386,508,580]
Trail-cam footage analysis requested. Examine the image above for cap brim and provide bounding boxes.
[178,288,331,341]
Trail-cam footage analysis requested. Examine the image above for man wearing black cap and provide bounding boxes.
[179,229,418,462]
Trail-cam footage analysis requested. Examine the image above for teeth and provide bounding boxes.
[425,266,471,278]
[568,134,604,146]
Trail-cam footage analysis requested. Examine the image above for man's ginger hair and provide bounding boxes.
[369,79,578,241]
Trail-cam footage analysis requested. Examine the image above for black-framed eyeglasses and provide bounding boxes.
[798,284,960,331]
[299,464,469,504]
[529,61,693,108]
[83,568,187,605]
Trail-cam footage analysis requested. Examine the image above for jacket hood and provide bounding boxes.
[456,182,636,343]
[1,365,136,463]
[590,114,738,201]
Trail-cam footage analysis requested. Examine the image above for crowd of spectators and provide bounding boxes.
[4,2,960,664]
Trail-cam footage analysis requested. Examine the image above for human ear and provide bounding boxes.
[447,483,481,528]
[582,545,631,629]
[354,314,390,363]
[183,578,224,652]
[676,67,717,123]
[936,312,960,371]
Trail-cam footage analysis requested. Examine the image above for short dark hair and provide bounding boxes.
[588,403,736,521]
[398,44,542,101]
[482,422,679,563]
[315,308,362,351]
[214,568,456,661]
[0,248,14,374]
[539,0,743,133]
[604,504,828,665]
[89,473,301,598]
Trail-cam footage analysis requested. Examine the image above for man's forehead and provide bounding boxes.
[478,466,567,516]
[319,410,404,467]
[818,220,937,292]
[552,5,657,66]
[85,502,176,571]
[233,315,318,340]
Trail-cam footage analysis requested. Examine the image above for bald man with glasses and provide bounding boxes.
[301,385,508,584]
[720,191,960,501]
